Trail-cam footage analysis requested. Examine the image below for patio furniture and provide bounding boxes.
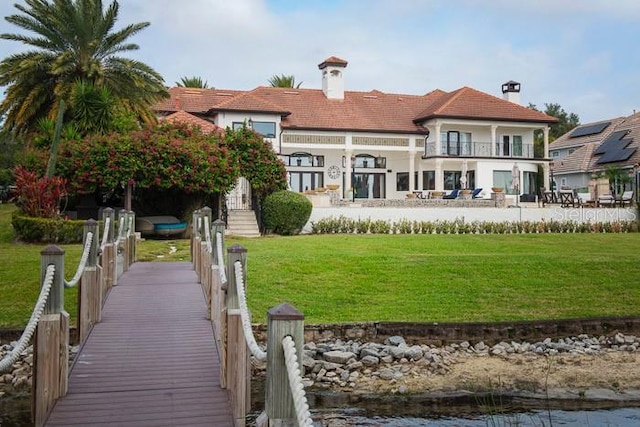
[577,192,595,207]
[541,191,557,206]
[442,189,459,199]
[471,188,483,199]
[620,191,634,207]
[136,216,188,237]
[558,190,579,208]
[598,194,615,207]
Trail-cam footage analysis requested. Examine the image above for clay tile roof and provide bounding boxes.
[413,86,557,124]
[248,86,437,134]
[160,110,222,135]
[550,117,627,150]
[212,89,291,116]
[318,56,348,69]
[154,87,244,114]
[552,143,596,174]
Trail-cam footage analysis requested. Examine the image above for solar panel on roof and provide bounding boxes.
[594,130,630,155]
[596,147,636,164]
[569,122,611,138]
[593,129,636,164]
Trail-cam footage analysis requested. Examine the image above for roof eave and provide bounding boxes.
[282,125,429,135]
[414,114,558,125]
[209,107,291,117]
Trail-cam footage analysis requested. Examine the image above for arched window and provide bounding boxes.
[283,152,324,167]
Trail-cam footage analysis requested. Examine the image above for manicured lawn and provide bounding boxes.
[1,203,639,328]
[234,233,640,324]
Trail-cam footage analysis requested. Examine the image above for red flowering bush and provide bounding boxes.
[13,166,67,218]
[55,122,238,195]
[224,126,287,199]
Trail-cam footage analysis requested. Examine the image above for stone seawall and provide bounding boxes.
[254,317,640,346]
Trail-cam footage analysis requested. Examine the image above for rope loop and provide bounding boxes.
[100,216,111,250]
[0,264,55,373]
[216,232,227,283]
[64,231,93,288]
[204,216,212,254]
[282,335,314,427]
[234,261,266,361]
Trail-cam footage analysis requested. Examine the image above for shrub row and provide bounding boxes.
[12,211,86,243]
[310,216,636,235]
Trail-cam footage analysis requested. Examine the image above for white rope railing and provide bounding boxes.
[100,216,111,250]
[234,261,266,361]
[114,214,125,247]
[64,231,93,288]
[204,216,212,254]
[0,265,55,373]
[126,215,133,238]
[282,335,314,427]
[216,232,227,283]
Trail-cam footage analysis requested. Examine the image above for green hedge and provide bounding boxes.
[262,190,312,236]
[12,211,85,243]
[310,216,637,234]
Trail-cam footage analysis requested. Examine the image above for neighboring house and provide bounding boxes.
[154,56,557,201]
[550,113,640,197]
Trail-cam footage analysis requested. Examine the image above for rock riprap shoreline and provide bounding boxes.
[253,332,640,400]
[2,333,640,401]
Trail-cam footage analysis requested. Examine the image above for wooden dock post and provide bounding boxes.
[264,303,305,427]
[200,207,212,309]
[101,208,116,292]
[78,219,102,343]
[226,244,250,427]
[33,245,69,427]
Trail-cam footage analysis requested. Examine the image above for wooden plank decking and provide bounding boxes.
[45,262,234,426]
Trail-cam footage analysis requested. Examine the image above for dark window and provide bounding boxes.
[283,153,324,167]
[396,172,409,191]
[289,172,324,192]
[251,121,276,138]
[423,171,435,190]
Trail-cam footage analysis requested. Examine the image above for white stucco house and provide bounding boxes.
[155,56,557,203]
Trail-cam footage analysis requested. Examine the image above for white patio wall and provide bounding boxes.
[302,205,638,233]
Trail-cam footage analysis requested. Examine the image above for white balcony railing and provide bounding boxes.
[423,141,536,159]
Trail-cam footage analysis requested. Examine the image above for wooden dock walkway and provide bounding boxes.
[44,262,234,426]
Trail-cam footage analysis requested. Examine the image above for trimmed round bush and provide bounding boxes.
[262,190,312,235]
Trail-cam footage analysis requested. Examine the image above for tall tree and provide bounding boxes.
[176,76,209,88]
[529,102,580,157]
[0,0,168,135]
[268,74,303,88]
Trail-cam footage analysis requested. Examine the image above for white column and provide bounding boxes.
[543,126,550,159]
[491,125,497,157]
[435,159,444,191]
[345,149,353,200]
[409,152,416,192]
[543,163,550,192]
[435,123,441,155]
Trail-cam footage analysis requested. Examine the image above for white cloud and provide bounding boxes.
[0,0,638,122]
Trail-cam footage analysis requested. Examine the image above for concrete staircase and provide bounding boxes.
[226,209,261,237]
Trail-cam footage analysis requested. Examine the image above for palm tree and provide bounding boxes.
[268,74,303,88]
[0,0,168,135]
[176,76,209,88]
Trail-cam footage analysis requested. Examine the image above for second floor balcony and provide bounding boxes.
[423,140,537,159]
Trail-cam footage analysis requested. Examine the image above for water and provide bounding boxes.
[316,407,640,426]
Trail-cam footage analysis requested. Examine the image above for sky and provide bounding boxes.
[1,0,639,124]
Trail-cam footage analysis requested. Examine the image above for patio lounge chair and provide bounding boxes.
[598,194,615,207]
[442,189,459,199]
[471,188,483,199]
[620,191,634,207]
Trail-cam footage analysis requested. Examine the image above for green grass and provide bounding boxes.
[234,233,640,324]
[1,203,640,328]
